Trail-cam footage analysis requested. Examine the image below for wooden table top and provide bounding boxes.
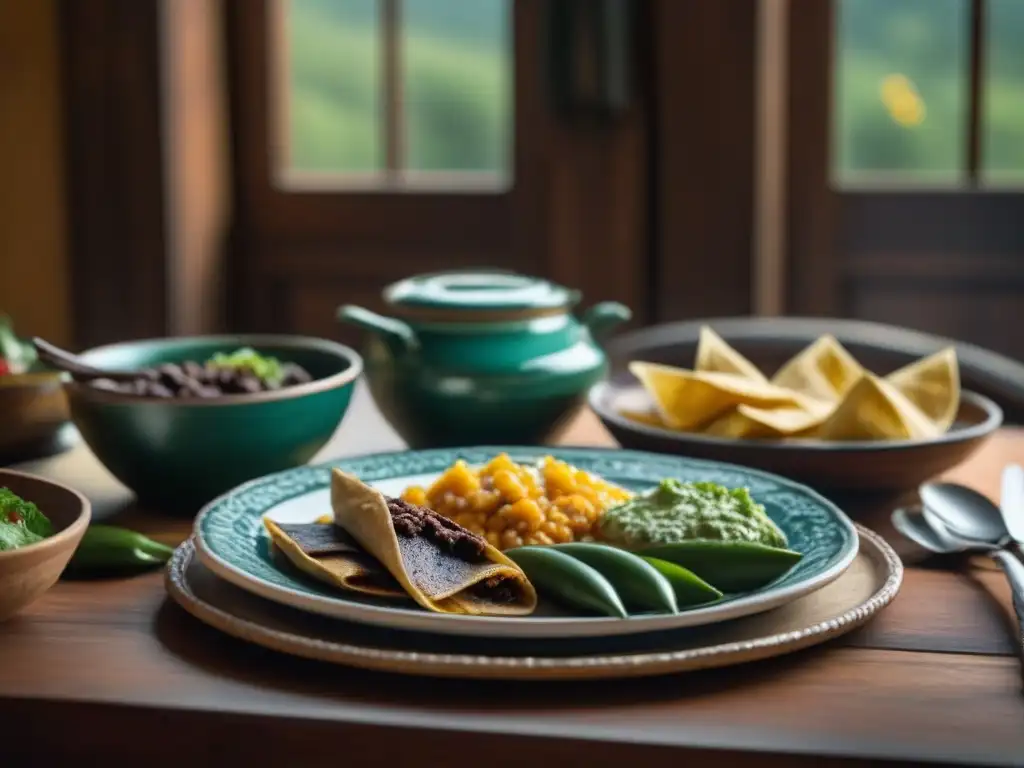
[3,384,1024,767]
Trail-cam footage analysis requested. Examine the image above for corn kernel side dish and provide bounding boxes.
[400,453,633,550]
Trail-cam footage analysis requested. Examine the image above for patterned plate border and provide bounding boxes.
[167,525,902,681]
[193,446,859,638]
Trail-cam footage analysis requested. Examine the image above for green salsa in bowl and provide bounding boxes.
[64,335,362,513]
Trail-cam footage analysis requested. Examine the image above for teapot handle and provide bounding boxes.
[337,305,419,352]
[581,302,632,342]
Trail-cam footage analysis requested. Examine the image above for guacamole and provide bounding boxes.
[599,479,787,549]
[0,487,54,552]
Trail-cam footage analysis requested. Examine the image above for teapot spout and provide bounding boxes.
[337,305,418,352]
[581,302,632,342]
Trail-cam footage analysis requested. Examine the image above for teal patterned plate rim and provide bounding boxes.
[193,446,859,639]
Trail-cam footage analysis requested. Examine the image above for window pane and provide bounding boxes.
[285,0,382,173]
[983,0,1024,182]
[834,0,968,184]
[402,0,512,177]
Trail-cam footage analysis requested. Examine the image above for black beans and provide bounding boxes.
[88,360,314,399]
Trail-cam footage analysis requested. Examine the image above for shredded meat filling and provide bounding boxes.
[387,497,488,562]
[471,575,519,604]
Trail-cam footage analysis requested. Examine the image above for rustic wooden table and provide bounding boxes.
[2,384,1023,767]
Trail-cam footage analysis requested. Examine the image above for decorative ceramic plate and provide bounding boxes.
[169,525,899,680]
[193,447,859,639]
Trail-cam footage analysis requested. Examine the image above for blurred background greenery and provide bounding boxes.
[286,0,1024,182]
[286,0,509,173]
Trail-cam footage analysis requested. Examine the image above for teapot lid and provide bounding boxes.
[383,270,580,318]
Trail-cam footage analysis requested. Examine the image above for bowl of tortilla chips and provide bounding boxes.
[589,325,1002,494]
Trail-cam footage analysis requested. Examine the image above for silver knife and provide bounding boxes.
[1000,464,1024,548]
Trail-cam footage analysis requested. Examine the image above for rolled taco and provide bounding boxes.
[264,517,407,599]
[330,468,538,616]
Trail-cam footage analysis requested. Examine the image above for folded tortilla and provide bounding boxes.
[264,517,407,599]
[330,468,538,616]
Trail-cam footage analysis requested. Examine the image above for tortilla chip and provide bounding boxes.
[620,407,669,429]
[742,399,834,435]
[771,335,863,404]
[702,409,775,439]
[704,396,834,439]
[695,326,768,383]
[264,518,407,599]
[330,469,537,616]
[813,373,941,441]
[885,347,960,432]
[629,361,805,431]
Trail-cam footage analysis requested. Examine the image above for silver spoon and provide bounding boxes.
[892,504,1024,676]
[892,506,975,555]
[999,464,1024,549]
[919,481,1009,547]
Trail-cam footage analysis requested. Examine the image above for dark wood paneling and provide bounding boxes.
[540,0,651,325]
[849,286,1024,361]
[286,280,385,348]
[653,0,757,321]
[842,192,1024,253]
[846,251,1024,285]
[59,0,170,349]
[785,0,838,316]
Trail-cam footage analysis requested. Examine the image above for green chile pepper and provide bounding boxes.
[65,525,175,576]
[641,557,724,607]
[552,542,678,614]
[506,546,628,618]
[638,540,803,593]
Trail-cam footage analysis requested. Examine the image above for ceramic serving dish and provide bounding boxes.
[588,318,1004,495]
[0,469,91,621]
[170,525,900,680]
[337,270,631,447]
[193,446,859,639]
[63,335,362,512]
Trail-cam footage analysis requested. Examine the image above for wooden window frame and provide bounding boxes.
[57,0,768,348]
[785,0,1024,325]
[269,0,511,193]
[225,0,652,339]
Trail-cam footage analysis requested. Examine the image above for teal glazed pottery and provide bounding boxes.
[64,335,361,513]
[193,446,858,638]
[337,270,631,447]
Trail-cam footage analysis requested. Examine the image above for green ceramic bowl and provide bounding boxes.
[64,335,361,513]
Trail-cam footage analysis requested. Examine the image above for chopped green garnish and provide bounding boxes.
[207,347,285,386]
[0,487,54,552]
[0,315,39,375]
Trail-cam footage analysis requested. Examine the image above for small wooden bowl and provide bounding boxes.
[0,469,91,622]
[0,372,72,462]
[589,376,1002,495]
